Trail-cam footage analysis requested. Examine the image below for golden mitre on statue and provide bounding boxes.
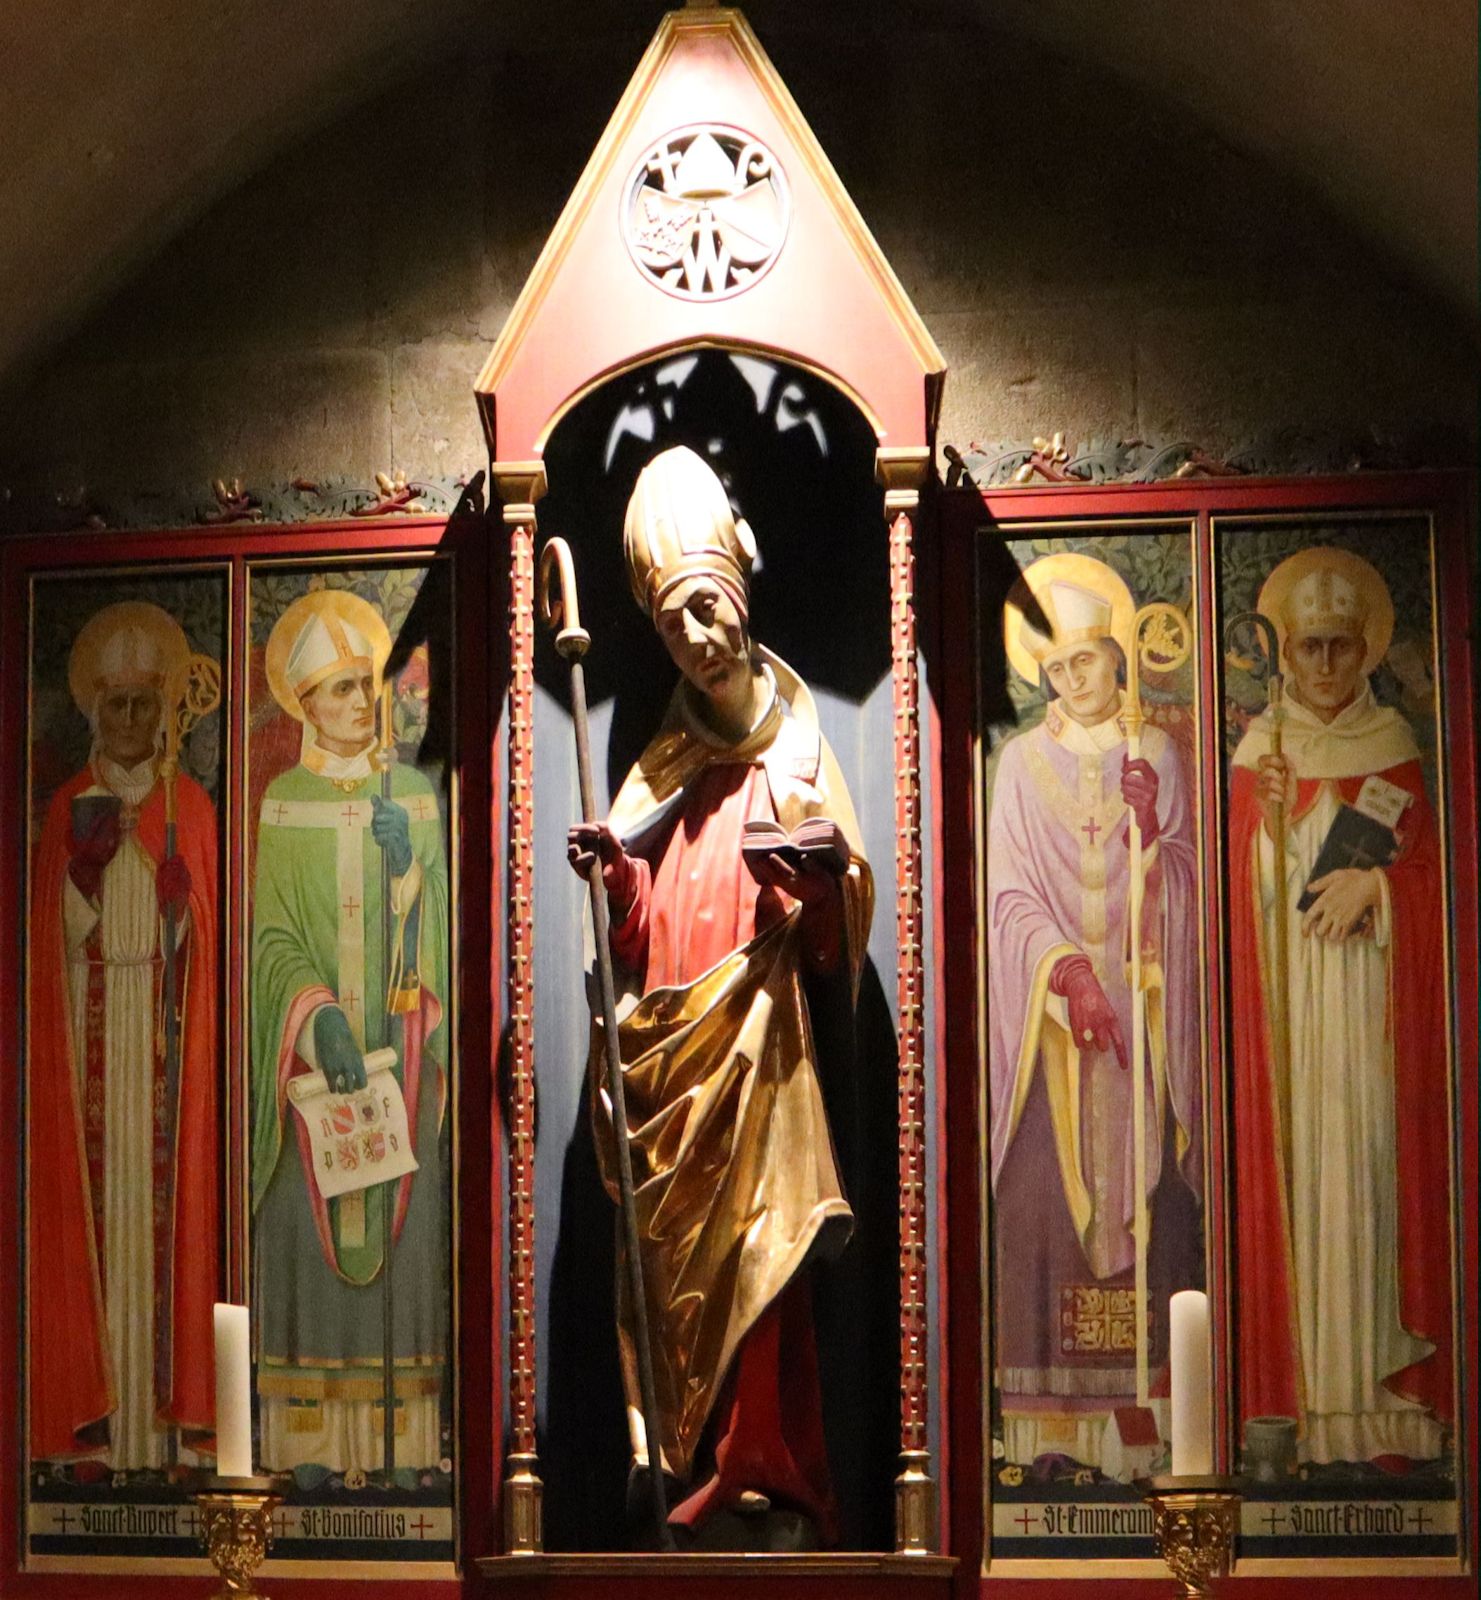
[1003,551,1134,683]
[623,444,759,619]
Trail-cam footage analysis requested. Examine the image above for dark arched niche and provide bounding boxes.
[530,348,903,1550]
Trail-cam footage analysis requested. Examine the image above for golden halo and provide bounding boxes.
[1004,552,1135,684]
[264,590,392,722]
[1257,545,1395,674]
[67,601,190,717]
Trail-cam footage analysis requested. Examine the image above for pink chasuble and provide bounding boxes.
[986,715,1202,1474]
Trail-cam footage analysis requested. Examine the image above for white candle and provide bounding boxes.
[1169,1289,1212,1477]
[213,1303,253,1478]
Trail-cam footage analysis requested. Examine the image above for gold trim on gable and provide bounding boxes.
[474,6,943,451]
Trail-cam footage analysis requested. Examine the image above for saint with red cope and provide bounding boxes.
[568,445,874,1547]
[28,601,219,1469]
[1229,547,1452,1467]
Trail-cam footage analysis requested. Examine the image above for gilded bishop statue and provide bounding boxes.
[567,445,874,1548]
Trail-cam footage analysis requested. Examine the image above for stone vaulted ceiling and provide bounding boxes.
[0,0,1475,387]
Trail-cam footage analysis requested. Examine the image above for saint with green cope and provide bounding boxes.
[251,589,449,1477]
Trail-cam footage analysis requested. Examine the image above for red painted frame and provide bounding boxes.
[0,512,497,1598]
[931,471,1478,1597]
[0,471,1470,1600]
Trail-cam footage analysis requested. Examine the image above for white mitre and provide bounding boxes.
[287,611,374,703]
[1020,579,1114,664]
[1280,566,1368,639]
[1236,564,1417,778]
[95,623,166,689]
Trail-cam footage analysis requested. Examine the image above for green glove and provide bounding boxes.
[371,794,414,876]
[315,1006,367,1092]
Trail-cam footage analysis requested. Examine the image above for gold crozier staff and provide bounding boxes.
[375,677,423,1477]
[1224,611,1291,1189]
[158,651,222,1153]
[538,536,674,1550]
[378,681,397,1477]
[1122,602,1191,1408]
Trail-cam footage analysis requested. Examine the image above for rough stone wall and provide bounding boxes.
[0,13,1473,523]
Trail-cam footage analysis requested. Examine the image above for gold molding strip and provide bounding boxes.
[477,1551,959,1578]
[503,516,543,1553]
[888,495,936,1554]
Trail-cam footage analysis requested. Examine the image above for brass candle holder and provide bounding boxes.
[1136,1475,1242,1599]
[191,1475,283,1598]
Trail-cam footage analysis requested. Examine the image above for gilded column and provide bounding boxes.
[879,446,936,1555]
[495,463,546,1554]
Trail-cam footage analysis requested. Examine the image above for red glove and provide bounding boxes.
[567,822,639,915]
[1121,757,1160,843]
[68,809,122,901]
[1050,953,1128,1068]
[156,854,192,915]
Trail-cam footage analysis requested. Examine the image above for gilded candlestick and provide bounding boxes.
[1136,1475,1241,1598]
[192,1475,282,1598]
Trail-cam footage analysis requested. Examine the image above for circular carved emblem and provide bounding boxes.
[623,124,790,302]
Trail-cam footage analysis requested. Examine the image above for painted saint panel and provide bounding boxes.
[247,560,456,1569]
[1218,516,1460,1562]
[980,524,1206,1563]
[25,569,227,1567]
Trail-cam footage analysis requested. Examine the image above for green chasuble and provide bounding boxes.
[250,758,449,1470]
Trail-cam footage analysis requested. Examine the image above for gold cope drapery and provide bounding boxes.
[592,649,873,1479]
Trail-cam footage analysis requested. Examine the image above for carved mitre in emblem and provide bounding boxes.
[624,124,790,301]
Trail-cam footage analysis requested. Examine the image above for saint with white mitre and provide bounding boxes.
[987,553,1202,1480]
[251,589,449,1475]
[29,601,219,1469]
[1229,547,1452,1467]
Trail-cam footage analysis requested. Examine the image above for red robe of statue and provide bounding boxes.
[596,651,872,1544]
[28,766,219,1460]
